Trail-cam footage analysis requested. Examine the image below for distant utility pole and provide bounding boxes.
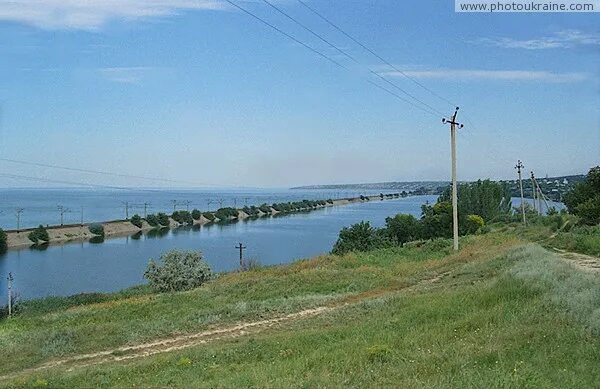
[143,203,150,218]
[206,199,213,212]
[122,201,129,220]
[15,208,24,232]
[57,205,69,226]
[442,107,464,252]
[80,206,84,226]
[235,242,247,270]
[244,197,251,207]
[7,272,13,318]
[530,172,538,214]
[218,199,224,209]
[515,160,526,225]
[171,200,178,213]
[233,198,237,208]
[182,200,192,212]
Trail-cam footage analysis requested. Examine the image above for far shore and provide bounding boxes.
[3,195,400,250]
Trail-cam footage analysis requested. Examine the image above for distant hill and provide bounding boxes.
[292,174,586,201]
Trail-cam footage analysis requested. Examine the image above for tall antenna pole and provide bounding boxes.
[515,160,526,225]
[57,205,69,226]
[442,107,463,251]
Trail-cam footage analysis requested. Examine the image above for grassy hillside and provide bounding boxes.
[1,229,599,388]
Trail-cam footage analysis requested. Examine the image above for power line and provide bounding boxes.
[261,0,444,117]
[0,172,217,197]
[296,0,456,108]
[225,0,439,118]
[0,157,227,188]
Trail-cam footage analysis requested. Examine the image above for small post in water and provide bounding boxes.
[236,242,247,270]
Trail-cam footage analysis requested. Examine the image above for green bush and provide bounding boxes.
[28,225,50,244]
[191,209,202,220]
[0,228,6,252]
[464,214,485,234]
[157,213,170,227]
[144,250,212,292]
[145,214,159,227]
[88,223,105,237]
[259,204,272,214]
[130,214,143,228]
[331,221,391,255]
[215,207,238,221]
[203,212,215,222]
[172,211,193,225]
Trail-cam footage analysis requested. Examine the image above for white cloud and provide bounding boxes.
[98,67,152,83]
[382,68,589,83]
[479,29,600,50]
[0,0,226,30]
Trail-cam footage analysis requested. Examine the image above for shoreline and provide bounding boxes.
[3,195,397,251]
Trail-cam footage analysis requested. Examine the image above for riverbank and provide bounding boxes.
[3,195,392,250]
[1,229,598,387]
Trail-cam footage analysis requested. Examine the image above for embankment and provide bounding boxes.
[3,195,398,250]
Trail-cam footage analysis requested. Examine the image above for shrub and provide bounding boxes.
[191,209,202,220]
[130,214,143,228]
[172,210,193,225]
[0,228,6,252]
[464,214,485,234]
[28,225,50,244]
[144,250,212,292]
[88,223,105,237]
[146,214,159,227]
[331,221,391,255]
[215,207,238,221]
[203,212,215,221]
[259,204,272,214]
[157,213,170,227]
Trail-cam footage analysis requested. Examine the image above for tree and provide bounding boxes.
[28,225,50,244]
[130,214,143,228]
[0,228,7,252]
[146,214,159,227]
[563,166,600,225]
[144,250,212,292]
[157,213,170,227]
[191,209,202,221]
[385,214,420,246]
[439,179,512,222]
[420,202,453,239]
[331,221,390,255]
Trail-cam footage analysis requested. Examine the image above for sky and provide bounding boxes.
[0,0,598,188]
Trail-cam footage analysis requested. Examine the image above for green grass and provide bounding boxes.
[1,230,599,388]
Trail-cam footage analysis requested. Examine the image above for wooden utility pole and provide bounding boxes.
[7,272,13,318]
[15,208,24,232]
[122,202,129,220]
[57,205,69,226]
[143,203,150,218]
[80,206,84,226]
[530,172,538,214]
[442,107,463,251]
[515,160,526,225]
[236,242,247,269]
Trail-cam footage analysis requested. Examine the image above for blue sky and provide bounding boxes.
[0,0,598,188]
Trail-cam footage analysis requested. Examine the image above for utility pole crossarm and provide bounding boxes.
[442,107,464,252]
[515,160,526,225]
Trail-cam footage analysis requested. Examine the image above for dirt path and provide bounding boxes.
[553,248,600,273]
[0,270,451,382]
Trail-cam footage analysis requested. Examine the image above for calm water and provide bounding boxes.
[0,195,437,304]
[0,188,390,230]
